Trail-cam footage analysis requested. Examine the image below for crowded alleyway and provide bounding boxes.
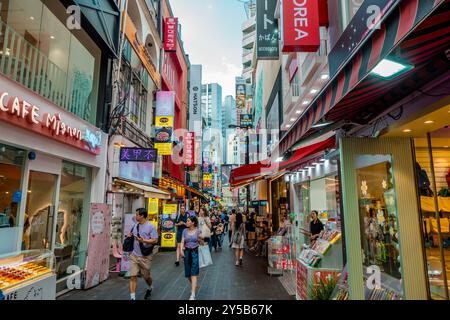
[59,243,293,300]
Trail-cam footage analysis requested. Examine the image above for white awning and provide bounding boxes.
[114,179,171,199]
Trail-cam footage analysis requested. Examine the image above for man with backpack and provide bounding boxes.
[127,208,158,300]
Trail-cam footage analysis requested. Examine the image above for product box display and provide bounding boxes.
[0,250,56,300]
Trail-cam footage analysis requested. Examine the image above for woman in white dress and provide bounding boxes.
[232,212,246,266]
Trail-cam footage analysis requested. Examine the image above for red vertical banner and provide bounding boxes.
[282,0,321,52]
[164,17,178,52]
[184,132,195,166]
[84,203,111,289]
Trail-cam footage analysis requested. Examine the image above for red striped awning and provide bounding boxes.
[279,0,449,154]
[229,136,336,188]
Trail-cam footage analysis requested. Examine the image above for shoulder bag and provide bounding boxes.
[137,224,154,256]
[123,224,137,253]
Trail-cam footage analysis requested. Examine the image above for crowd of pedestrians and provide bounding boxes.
[123,203,273,301]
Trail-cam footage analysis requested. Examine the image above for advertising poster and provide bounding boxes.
[184,132,195,166]
[154,127,173,156]
[119,161,154,185]
[236,83,246,111]
[148,198,159,215]
[161,232,176,248]
[156,91,175,116]
[296,261,308,300]
[155,116,174,127]
[85,203,111,289]
[163,203,178,215]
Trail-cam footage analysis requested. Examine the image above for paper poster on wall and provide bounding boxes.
[84,203,111,289]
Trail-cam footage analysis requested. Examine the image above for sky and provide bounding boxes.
[170,0,247,98]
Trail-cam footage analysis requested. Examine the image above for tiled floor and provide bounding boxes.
[59,238,294,300]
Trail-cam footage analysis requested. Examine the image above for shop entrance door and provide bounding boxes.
[340,137,428,300]
[23,171,58,251]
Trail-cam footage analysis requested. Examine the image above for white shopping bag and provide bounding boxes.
[198,245,213,268]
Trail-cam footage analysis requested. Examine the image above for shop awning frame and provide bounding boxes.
[279,0,449,154]
[114,179,171,199]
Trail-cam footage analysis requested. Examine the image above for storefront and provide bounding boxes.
[0,72,107,296]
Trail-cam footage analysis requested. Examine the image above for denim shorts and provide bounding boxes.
[184,247,199,278]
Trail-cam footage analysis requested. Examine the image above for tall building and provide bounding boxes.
[222,95,236,164]
[241,1,256,84]
[201,83,223,196]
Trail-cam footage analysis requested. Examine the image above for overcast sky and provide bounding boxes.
[170,0,247,98]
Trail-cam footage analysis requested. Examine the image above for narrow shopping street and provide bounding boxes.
[59,242,293,301]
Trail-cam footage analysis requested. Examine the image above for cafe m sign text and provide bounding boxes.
[282,0,320,52]
[0,91,101,154]
[120,148,158,163]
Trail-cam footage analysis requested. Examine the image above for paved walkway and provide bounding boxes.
[59,239,293,300]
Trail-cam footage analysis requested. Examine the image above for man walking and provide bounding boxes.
[128,208,158,300]
[175,204,188,266]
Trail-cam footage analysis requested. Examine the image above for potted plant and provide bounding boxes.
[308,276,338,300]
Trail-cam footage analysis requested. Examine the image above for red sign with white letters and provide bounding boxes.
[184,132,195,166]
[282,0,321,52]
[164,17,178,52]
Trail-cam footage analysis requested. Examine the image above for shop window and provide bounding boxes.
[355,155,403,298]
[23,171,58,251]
[0,144,26,228]
[415,134,450,300]
[55,162,91,280]
[0,0,101,124]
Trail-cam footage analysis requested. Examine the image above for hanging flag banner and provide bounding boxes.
[156,91,175,117]
[184,132,195,166]
[281,0,320,52]
[164,17,178,52]
[189,65,202,132]
[256,0,279,59]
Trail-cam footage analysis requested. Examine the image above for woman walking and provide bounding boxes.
[231,211,246,266]
[181,216,204,300]
[198,208,212,252]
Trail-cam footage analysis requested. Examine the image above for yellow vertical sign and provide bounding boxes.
[148,198,159,215]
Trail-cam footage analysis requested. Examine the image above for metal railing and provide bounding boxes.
[0,20,94,123]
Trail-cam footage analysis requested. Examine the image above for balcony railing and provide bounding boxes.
[0,20,94,123]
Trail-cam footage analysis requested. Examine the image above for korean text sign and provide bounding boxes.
[282,0,320,52]
[164,17,178,52]
[184,132,195,166]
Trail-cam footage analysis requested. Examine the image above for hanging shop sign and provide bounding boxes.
[256,0,279,59]
[240,114,253,127]
[236,82,246,111]
[148,198,159,215]
[124,13,161,88]
[0,91,101,154]
[184,132,195,166]
[164,17,178,52]
[161,232,176,248]
[189,65,202,132]
[156,91,175,117]
[163,203,178,215]
[154,127,173,156]
[281,0,320,52]
[120,148,158,162]
[155,116,174,127]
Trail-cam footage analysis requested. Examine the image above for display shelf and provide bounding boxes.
[267,234,295,275]
[363,266,403,300]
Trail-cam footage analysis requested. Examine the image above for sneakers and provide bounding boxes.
[189,293,196,300]
[144,287,153,300]
[175,261,180,267]
[239,258,243,266]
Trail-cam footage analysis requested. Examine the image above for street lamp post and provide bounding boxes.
[229,124,253,210]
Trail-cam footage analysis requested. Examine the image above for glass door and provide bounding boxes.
[23,171,58,251]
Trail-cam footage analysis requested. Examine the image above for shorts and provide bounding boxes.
[130,253,153,278]
[176,232,183,244]
[184,247,199,278]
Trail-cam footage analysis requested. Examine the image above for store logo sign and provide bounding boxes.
[66,265,82,290]
[0,91,101,154]
[366,265,381,290]
[282,0,320,52]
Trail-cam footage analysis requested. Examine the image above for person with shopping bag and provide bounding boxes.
[180,215,205,300]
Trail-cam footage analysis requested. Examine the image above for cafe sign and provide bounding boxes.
[0,91,101,154]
